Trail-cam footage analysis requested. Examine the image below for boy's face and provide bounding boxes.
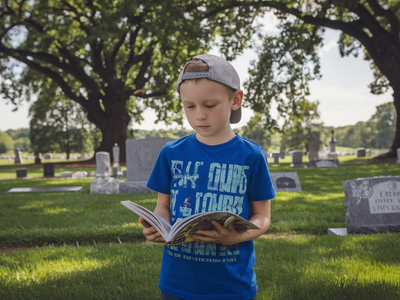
[180,78,242,145]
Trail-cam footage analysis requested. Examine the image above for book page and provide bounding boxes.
[121,201,172,239]
[167,211,259,245]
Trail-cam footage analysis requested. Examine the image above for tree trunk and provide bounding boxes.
[389,85,400,158]
[89,97,131,163]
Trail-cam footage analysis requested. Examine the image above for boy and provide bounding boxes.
[140,54,276,300]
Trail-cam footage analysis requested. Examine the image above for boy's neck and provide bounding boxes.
[195,129,236,146]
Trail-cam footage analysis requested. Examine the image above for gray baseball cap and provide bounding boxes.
[176,54,242,124]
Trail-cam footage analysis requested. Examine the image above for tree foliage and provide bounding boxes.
[280,99,323,152]
[239,113,273,151]
[232,0,400,156]
[335,102,396,149]
[29,92,97,158]
[0,0,260,161]
[0,131,14,153]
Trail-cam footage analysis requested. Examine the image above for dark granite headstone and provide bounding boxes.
[289,152,304,168]
[43,163,55,177]
[16,169,27,178]
[271,152,279,164]
[343,176,400,234]
[357,148,366,157]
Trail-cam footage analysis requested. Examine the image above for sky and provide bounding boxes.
[0,14,393,132]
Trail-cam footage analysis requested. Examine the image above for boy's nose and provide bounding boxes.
[195,108,206,120]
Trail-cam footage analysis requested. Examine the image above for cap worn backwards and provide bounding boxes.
[176,54,242,124]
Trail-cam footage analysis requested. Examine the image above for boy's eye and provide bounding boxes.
[206,104,216,108]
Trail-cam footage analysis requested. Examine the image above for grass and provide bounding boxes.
[0,157,400,299]
[0,235,398,300]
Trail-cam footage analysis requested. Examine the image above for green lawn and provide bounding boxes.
[0,157,399,299]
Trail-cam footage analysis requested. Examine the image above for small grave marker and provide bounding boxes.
[270,172,302,192]
[16,169,27,178]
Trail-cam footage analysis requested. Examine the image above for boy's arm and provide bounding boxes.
[193,199,271,245]
[139,192,171,243]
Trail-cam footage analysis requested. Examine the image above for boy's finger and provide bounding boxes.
[139,217,151,228]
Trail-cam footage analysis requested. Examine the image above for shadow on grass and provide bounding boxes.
[0,243,163,300]
[0,193,158,247]
[255,234,400,300]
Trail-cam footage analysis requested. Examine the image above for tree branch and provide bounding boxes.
[366,0,399,37]
[0,45,87,107]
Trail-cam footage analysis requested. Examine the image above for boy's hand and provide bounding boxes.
[139,217,166,243]
[193,220,241,245]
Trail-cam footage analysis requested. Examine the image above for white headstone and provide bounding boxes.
[113,143,120,169]
[119,138,174,193]
[125,138,174,181]
[96,152,110,178]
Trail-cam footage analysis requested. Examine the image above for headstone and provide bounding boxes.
[95,152,110,178]
[90,151,122,194]
[270,172,302,192]
[44,154,53,159]
[6,186,83,193]
[289,151,304,168]
[72,171,88,178]
[357,148,366,157]
[308,140,319,161]
[14,148,22,164]
[16,169,27,178]
[119,138,174,193]
[309,159,341,168]
[318,146,329,159]
[271,152,280,164]
[112,143,123,179]
[59,171,73,178]
[328,129,339,159]
[43,163,55,177]
[396,148,400,164]
[90,177,121,194]
[343,176,400,234]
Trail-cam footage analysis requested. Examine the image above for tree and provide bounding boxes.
[0,0,259,162]
[0,131,14,153]
[30,90,96,158]
[337,101,395,148]
[369,102,396,148]
[279,99,323,152]
[212,0,400,157]
[239,113,273,151]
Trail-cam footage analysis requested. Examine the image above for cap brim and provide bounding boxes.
[230,106,241,124]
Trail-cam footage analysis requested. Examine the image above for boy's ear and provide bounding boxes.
[231,89,243,111]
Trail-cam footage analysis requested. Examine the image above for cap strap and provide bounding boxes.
[181,71,211,80]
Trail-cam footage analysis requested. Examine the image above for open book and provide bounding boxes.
[121,200,260,246]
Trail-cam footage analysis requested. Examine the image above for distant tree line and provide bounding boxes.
[0,101,395,156]
[324,102,396,150]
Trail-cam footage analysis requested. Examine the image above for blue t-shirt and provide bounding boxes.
[147,133,276,300]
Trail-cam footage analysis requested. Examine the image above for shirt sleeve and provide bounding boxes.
[248,148,276,201]
[146,147,171,195]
